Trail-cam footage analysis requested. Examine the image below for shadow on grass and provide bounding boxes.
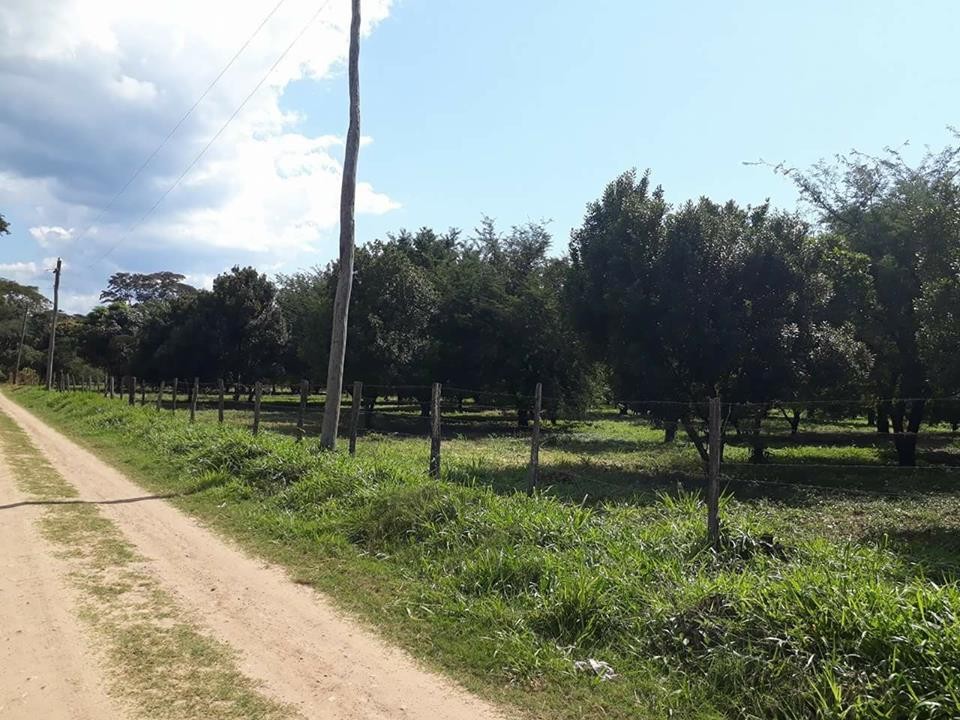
[0,471,231,512]
[863,526,960,583]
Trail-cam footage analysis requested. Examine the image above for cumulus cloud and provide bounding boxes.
[0,0,397,268]
[28,226,75,247]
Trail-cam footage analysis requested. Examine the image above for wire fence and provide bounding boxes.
[41,371,960,541]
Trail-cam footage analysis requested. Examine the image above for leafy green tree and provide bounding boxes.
[208,266,287,383]
[99,271,197,304]
[78,302,141,377]
[568,170,871,458]
[779,139,960,464]
[0,213,9,236]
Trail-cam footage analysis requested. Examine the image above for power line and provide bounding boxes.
[74,0,289,256]
[92,0,331,264]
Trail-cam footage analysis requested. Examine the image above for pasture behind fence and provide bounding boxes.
[45,374,960,546]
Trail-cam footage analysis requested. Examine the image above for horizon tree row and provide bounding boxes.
[3,137,958,464]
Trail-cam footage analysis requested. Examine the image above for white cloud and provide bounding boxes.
[0,0,397,266]
[28,225,74,247]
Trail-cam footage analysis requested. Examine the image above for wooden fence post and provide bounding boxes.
[156,381,165,410]
[128,376,136,405]
[140,380,146,406]
[707,396,722,547]
[297,379,308,439]
[172,377,178,413]
[429,382,442,478]
[526,382,543,495]
[252,381,262,435]
[103,373,108,397]
[108,375,114,399]
[190,377,199,422]
[217,379,225,424]
[349,381,362,455]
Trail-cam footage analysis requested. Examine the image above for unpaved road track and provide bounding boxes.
[0,460,127,719]
[0,394,505,720]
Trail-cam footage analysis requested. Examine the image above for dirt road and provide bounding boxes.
[0,459,127,719]
[0,393,505,720]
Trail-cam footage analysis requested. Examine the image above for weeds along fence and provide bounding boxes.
[44,372,960,546]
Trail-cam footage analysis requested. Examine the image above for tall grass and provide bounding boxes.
[9,387,960,720]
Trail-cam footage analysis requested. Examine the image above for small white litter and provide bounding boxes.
[573,658,617,681]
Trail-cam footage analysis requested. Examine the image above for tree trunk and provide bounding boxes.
[320,0,361,450]
[749,412,765,464]
[891,399,924,467]
[517,407,530,428]
[789,409,801,437]
[663,420,678,443]
[876,400,891,433]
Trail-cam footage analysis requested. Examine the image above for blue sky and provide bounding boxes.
[2,0,958,311]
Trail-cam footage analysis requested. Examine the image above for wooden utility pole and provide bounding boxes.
[319,0,362,450]
[252,381,263,435]
[429,382,442,478]
[526,383,543,495]
[13,304,28,385]
[13,305,30,385]
[297,379,309,437]
[44,258,62,390]
[707,396,722,547]
[189,377,199,422]
[349,381,362,455]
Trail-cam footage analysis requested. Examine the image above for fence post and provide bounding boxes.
[128,376,136,405]
[218,379,225,424]
[66,373,72,391]
[526,382,543,495]
[103,373,108,397]
[252,381,262,435]
[707,396,722,547]
[172,377,178,413]
[429,382,442,478]
[108,375,114,399]
[297,379,309,440]
[349,381,363,455]
[156,381,165,410]
[190,377,199,422]
[140,379,146,406]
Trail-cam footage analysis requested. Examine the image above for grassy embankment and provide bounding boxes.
[7,386,960,719]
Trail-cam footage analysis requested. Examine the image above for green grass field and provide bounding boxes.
[8,386,960,719]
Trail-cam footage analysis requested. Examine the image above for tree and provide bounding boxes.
[0,213,9,236]
[777,139,960,464]
[568,170,870,460]
[99,271,196,304]
[78,302,140,377]
[320,0,361,450]
[0,278,48,380]
[208,266,287,383]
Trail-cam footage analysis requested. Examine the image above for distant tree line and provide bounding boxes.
[3,140,959,465]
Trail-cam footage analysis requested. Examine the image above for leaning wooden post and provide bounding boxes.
[526,382,543,496]
[128,376,136,405]
[349,381,363,455]
[172,377,178,413]
[252,381,263,435]
[156,381,165,410]
[429,382,442,478]
[297,379,309,439]
[707,396,722,548]
[217,379,225,424]
[189,377,199,422]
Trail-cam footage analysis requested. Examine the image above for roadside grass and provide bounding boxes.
[7,386,960,719]
[0,408,293,720]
